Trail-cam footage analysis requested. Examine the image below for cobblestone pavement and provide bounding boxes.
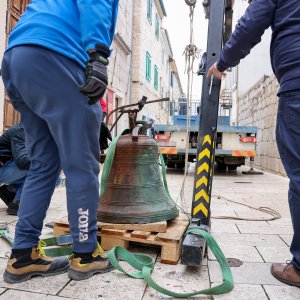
[0,166,299,300]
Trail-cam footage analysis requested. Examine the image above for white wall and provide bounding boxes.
[0,1,7,133]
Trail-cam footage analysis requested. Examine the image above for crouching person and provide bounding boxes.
[0,123,29,215]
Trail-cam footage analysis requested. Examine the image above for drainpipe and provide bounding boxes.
[128,0,134,105]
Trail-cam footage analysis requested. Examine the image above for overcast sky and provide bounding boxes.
[162,0,208,100]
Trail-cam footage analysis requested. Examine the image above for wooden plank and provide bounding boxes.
[53,224,70,236]
[101,236,129,250]
[131,231,151,239]
[160,241,182,264]
[99,232,176,246]
[54,218,168,233]
[101,229,127,236]
[156,217,189,242]
[98,221,167,233]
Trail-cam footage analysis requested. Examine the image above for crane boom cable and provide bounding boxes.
[177,4,200,214]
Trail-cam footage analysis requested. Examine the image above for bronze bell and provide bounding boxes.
[97,134,179,224]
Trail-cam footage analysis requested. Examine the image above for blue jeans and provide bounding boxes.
[277,91,300,271]
[1,46,101,252]
[0,160,27,200]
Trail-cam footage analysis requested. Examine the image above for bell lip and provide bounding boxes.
[97,209,179,224]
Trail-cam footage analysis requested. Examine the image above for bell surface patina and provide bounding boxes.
[98,135,179,224]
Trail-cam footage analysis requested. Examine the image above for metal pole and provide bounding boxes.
[181,0,225,267]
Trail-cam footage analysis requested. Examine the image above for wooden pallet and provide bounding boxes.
[53,217,168,235]
[53,216,189,264]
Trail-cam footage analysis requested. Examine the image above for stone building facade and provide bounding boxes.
[106,0,133,135]
[238,75,286,175]
[0,0,182,135]
[131,0,182,126]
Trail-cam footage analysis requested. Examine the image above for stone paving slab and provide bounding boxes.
[256,246,292,263]
[213,284,268,300]
[210,223,239,234]
[237,224,293,235]
[0,289,5,296]
[208,261,285,285]
[59,266,147,300]
[267,218,292,226]
[0,207,18,224]
[263,285,300,300]
[0,259,70,296]
[208,245,263,263]
[0,221,15,259]
[211,233,287,247]
[143,263,211,300]
[280,234,293,246]
[0,290,66,300]
[60,246,158,300]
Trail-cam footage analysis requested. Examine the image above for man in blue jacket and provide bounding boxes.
[208,0,300,287]
[1,0,119,283]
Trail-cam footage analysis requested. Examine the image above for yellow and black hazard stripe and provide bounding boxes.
[192,135,213,219]
[159,147,178,155]
[232,150,256,157]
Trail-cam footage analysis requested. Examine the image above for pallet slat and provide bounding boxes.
[52,216,189,264]
[131,231,151,239]
[53,217,167,233]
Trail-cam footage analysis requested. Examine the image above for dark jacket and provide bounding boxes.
[0,123,30,170]
[217,0,300,89]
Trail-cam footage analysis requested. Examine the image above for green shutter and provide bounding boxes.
[146,52,151,81]
[154,65,158,90]
[155,14,159,39]
[147,0,152,24]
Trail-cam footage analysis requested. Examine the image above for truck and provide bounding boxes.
[154,98,258,171]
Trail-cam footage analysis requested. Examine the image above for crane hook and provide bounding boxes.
[185,0,197,7]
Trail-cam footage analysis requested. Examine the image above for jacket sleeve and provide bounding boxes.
[217,0,276,72]
[76,0,119,57]
[11,129,31,170]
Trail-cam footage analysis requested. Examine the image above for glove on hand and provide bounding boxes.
[100,122,112,151]
[81,52,109,105]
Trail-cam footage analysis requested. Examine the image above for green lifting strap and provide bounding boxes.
[40,230,234,297]
[108,228,234,297]
[100,133,124,199]
[98,133,234,297]
[39,133,234,297]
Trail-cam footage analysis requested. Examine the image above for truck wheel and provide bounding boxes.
[176,162,185,170]
[217,162,227,171]
[167,162,176,169]
[228,165,238,171]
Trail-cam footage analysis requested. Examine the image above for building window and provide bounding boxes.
[147,0,152,25]
[146,52,151,81]
[154,65,158,90]
[170,72,174,87]
[155,14,159,40]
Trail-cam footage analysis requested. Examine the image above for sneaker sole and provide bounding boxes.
[271,267,300,288]
[68,264,114,281]
[3,263,69,284]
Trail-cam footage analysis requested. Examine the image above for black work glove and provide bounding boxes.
[81,52,109,105]
[100,122,112,151]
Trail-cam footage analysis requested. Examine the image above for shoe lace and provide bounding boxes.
[68,254,74,260]
[37,240,48,258]
[93,243,107,258]
[67,243,106,261]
